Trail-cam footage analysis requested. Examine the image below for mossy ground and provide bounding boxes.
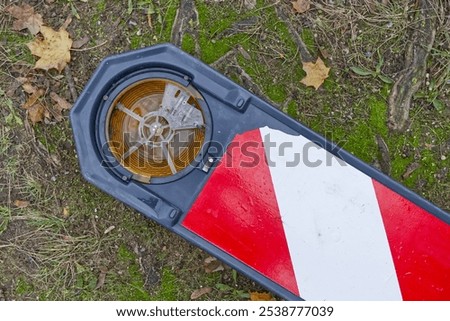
[0,0,448,301]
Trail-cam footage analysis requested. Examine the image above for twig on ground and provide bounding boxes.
[210,49,236,69]
[388,0,436,132]
[275,5,314,63]
[376,134,391,175]
[70,40,108,52]
[64,65,78,102]
[170,0,200,55]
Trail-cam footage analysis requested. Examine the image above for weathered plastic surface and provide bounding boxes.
[71,43,450,300]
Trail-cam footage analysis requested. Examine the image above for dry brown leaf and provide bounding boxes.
[50,92,72,110]
[300,57,330,90]
[43,108,51,120]
[204,256,224,273]
[14,200,30,208]
[27,26,73,72]
[237,45,251,60]
[292,0,311,14]
[95,266,108,290]
[22,83,37,94]
[7,4,43,35]
[190,287,212,300]
[22,88,45,109]
[72,36,90,49]
[6,77,28,96]
[28,103,45,124]
[250,291,274,301]
[402,162,420,179]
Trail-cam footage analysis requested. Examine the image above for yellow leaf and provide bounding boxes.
[63,207,70,218]
[300,57,330,90]
[292,0,311,14]
[27,26,72,72]
[13,200,30,208]
[250,291,273,301]
[7,4,43,35]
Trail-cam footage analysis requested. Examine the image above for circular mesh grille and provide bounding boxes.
[106,79,205,181]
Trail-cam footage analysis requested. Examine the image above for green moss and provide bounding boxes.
[322,73,338,91]
[152,268,178,300]
[96,0,106,11]
[196,0,239,35]
[300,28,316,56]
[0,31,34,64]
[129,31,156,50]
[368,96,388,136]
[264,8,298,59]
[115,245,181,300]
[323,97,388,164]
[287,101,299,119]
[74,264,99,298]
[16,277,34,295]
[196,0,246,63]
[130,34,144,50]
[266,84,287,103]
[345,122,378,162]
[391,152,412,182]
[181,34,196,54]
[34,122,69,154]
[158,0,179,42]
[116,245,152,300]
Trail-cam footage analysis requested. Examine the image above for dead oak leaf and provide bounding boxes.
[27,26,72,72]
[22,83,38,94]
[50,92,72,111]
[300,57,330,90]
[28,103,45,124]
[22,88,45,109]
[6,4,43,35]
[292,0,311,14]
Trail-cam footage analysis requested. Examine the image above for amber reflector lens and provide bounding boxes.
[106,79,206,181]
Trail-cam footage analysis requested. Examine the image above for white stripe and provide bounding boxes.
[260,127,402,300]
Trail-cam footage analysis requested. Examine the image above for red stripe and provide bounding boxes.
[182,129,299,295]
[372,180,450,300]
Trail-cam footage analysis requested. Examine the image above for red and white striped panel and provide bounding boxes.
[182,127,450,300]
